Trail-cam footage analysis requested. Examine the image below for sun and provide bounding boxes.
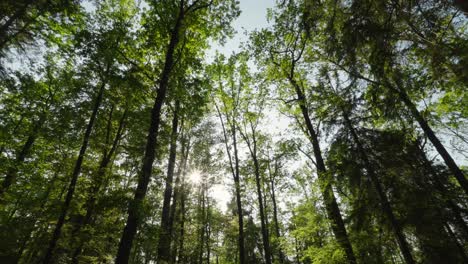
[188,169,202,184]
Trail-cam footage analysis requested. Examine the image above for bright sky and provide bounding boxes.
[208,0,276,59]
[201,0,278,212]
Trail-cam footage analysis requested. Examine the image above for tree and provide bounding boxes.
[250,2,357,262]
[213,54,247,264]
[0,1,466,263]
[115,1,238,262]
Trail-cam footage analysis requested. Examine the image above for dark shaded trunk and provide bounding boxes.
[342,111,415,264]
[391,78,467,195]
[177,187,187,263]
[417,144,468,241]
[42,81,106,263]
[1,112,46,198]
[70,108,127,263]
[268,161,285,263]
[231,125,246,264]
[289,78,356,264]
[262,182,271,263]
[206,196,211,264]
[157,101,180,263]
[446,200,468,241]
[445,223,468,261]
[114,3,184,263]
[198,187,206,264]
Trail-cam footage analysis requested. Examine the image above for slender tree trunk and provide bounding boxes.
[177,186,187,263]
[247,142,272,264]
[215,104,246,264]
[114,3,184,263]
[232,124,246,264]
[42,81,106,264]
[342,111,415,264]
[206,196,211,264]
[263,181,272,263]
[198,187,206,264]
[239,122,272,264]
[70,108,127,263]
[268,161,285,263]
[289,78,356,263]
[0,112,46,198]
[170,135,190,264]
[391,78,467,195]
[158,101,180,263]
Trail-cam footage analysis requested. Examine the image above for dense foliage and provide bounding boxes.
[0,0,466,263]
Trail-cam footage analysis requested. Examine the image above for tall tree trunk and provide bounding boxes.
[198,186,206,264]
[289,78,357,264]
[263,181,272,263]
[416,144,468,241]
[390,77,467,195]
[241,128,272,264]
[231,120,247,264]
[215,104,246,264]
[231,123,246,264]
[0,112,46,198]
[70,108,127,263]
[206,195,211,264]
[342,111,415,264]
[42,80,106,264]
[170,135,190,264]
[268,160,285,263]
[177,186,187,263]
[158,101,180,263]
[114,3,184,263]
[445,223,468,261]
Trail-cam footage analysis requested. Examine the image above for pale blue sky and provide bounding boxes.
[207,1,287,212]
[210,0,276,56]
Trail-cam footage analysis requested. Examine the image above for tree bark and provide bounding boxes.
[416,144,468,241]
[177,186,187,263]
[268,160,285,263]
[42,80,106,264]
[206,194,211,264]
[342,111,415,264]
[289,77,357,264]
[231,124,246,264]
[445,223,468,262]
[215,103,246,264]
[170,134,190,264]
[157,101,180,263]
[391,78,467,195]
[114,2,185,263]
[70,108,127,263]
[198,186,206,264]
[240,124,272,264]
